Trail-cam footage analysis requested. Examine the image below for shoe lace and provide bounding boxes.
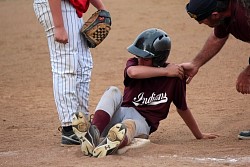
[57,113,94,132]
[57,114,94,132]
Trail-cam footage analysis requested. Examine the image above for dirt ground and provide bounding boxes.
[0,0,250,166]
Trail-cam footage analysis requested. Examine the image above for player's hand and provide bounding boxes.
[165,63,184,80]
[180,62,199,84]
[236,65,250,94]
[54,26,68,44]
[200,133,220,139]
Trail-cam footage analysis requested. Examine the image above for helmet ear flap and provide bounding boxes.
[153,50,170,67]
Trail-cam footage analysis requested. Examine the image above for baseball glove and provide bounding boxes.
[81,10,111,48]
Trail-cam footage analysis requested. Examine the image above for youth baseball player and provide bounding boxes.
[33,0,106,146]
[71,28,219,158]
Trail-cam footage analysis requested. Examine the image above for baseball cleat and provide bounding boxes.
[72,112,100,156]
[92,123,127,158]
[60,127,81,146]
[238,130,250,140]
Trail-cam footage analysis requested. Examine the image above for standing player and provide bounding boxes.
[182,0,250,139]
[72,28,219,158]
[33,0,106,146]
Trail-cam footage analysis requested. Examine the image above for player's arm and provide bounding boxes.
[48,0,68,44]
[176,108,219,139]
[90,0,106,10]
[127,63,184,79]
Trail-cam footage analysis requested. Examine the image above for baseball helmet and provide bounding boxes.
[127,28,171,67]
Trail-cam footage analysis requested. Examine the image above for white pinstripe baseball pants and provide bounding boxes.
[33,0,92,126]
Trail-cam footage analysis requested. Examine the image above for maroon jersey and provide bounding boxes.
[121,58,188,133]
[214,0,250,42]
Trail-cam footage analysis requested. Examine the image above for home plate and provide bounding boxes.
[117,138,151,154]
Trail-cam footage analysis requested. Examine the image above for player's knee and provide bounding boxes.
[106,86,123,102]
[106,86,121,94]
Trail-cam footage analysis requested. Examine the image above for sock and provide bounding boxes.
[118,136,128,149]
[92,110,110,134]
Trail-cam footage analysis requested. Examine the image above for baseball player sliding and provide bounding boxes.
[71,28,219,158]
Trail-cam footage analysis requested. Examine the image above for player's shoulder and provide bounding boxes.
[126,57,138,66]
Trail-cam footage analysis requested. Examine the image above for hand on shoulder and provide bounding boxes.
[165,63,184,80]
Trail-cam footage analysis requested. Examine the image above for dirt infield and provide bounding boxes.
[0,0,249,166]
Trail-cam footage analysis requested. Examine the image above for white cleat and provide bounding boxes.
[93,123,127,158]
[72,112,100,156]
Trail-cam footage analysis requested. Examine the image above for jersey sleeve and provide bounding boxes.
[214,24,230,39]
[173,79,188,111]
[123,58,138,87]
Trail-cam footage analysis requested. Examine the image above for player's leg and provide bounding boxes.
[92,119,136,158]
[72,86,123,155]
[52,0,85,146]
[75,11,93,116]
[92,86,123,134]
[72,112,100,156]
[92,123,127,158]
[33,0,83,146]
[92,107,150,158]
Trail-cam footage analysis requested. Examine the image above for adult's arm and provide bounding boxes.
[192,31,228,68]
[181,31,228,83]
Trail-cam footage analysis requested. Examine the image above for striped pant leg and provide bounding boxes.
[33,0,92,126]
[76,24,93,117]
